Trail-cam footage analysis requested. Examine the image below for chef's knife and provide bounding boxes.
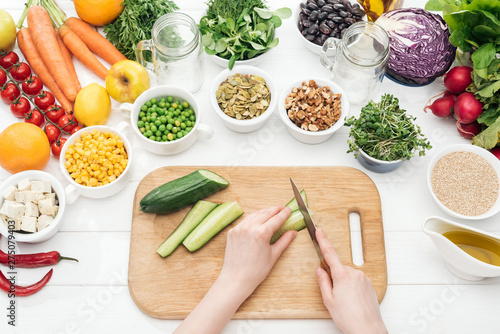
[290,178,331,277]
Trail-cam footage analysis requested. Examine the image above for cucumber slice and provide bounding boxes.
[140,169,229,214]
[183,201,244,252]
[285,190,307,212]
[156,201,218,257]
[270,210,306,244]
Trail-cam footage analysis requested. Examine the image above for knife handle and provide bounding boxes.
[320,258,332,278]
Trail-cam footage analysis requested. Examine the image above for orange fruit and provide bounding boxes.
[74,0,124,26]
[0,123,51,174]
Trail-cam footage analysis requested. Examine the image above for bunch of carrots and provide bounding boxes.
[16,0,126,113]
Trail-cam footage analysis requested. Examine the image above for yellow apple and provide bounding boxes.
[105,60,150,103]
[0,9,16,52]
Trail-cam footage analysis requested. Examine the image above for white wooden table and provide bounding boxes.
[0,0,499,333]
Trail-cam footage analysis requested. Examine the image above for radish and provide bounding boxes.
[490,147,500,160]
[424,96,454,117]
[454,92,483,124]
[444,66,473,94]
[443,90,458,101]
[457,121,481,139]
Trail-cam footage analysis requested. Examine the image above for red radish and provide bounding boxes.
[443,90,458,101]
[457,121,481,139]
[490,147,500,160]
[444,66,473,94]
[424,96,455,117]
[454,92,483,124]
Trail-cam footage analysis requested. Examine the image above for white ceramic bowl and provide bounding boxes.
[119,85,213,155]
[209,65,277,133]
[0,170,66,243]
[278,78,349,144]
[427,144,500,220]
[59,125,133,204]
[356,149,404,173]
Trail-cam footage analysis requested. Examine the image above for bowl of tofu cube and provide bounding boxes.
[0,170,66,243]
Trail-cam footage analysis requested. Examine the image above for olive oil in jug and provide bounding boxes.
[443,230,500,266]
[357,0,404,21]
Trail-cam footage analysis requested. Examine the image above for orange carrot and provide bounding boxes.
[17,28,74,113]
[58,25,109,80]
[65,17,127,65]
[55,29,82,92]
[27,6,77,101]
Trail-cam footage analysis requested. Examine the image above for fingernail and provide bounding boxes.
[317,228,324,236]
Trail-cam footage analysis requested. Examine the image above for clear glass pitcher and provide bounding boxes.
[136,12,204,93]
[320,22,389,105]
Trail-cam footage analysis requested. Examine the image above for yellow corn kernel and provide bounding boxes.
[108,175,116,182]
[75,178,82,184]
[114,170,121,177]
[64,161,71,168]
[102,180,109,185]
[107,169,114,176]
[89,178,98,186]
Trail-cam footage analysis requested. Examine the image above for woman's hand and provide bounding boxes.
[315,228,387,334]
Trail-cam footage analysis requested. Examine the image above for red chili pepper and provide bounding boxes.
[0,249,78,268]
[0,269,53,296]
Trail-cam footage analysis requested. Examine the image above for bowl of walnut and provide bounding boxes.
[278,78,349,144]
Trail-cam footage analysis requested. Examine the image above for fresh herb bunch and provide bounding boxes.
[345,94,432,162]
[199,0,291,69]
[104,0,179,61]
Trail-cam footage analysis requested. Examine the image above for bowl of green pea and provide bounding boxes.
[118,85,213,155]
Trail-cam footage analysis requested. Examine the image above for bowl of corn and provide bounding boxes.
[59,126,133,203]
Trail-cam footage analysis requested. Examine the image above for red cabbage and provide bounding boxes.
[376,8,456,86]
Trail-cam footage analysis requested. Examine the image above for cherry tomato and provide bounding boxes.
[45,124,61,145]
[21,75,43,96]
[10,96,31,118]
[0,70,6,86]
[58,114,78,132]
[71,126,83,135]
[1,83,20,103]
[45,104,65,123]
[0,52,19,69]
[51,138,67,158]
[9,63,32,82]
[24,109,44,127]
[34,91,55,111]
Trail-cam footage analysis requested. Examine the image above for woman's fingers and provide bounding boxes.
[316,228,344,277]
[316,267,333,303]
[265,206,292,232]
[243,205,285,227]
[271,229,297,260]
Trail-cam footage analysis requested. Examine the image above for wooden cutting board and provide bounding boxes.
[129,166,387,319]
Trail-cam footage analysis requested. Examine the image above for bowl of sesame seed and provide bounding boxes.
[427,144,500,220]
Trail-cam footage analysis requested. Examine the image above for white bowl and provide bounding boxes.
[209,65,277,133]
[0,170,66,243]
[427,144,500,220]
[356,149,404,173]
[118,85,213,155]
[59,125,133,204]
[278,78,349,144]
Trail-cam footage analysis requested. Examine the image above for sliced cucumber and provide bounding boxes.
[285,190,307,212]
[271,210,306,244]
[140,169,229,214]
[183,201,244,252]
[156,201,218,257]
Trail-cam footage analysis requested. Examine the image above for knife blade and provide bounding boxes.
[290,178,331,277]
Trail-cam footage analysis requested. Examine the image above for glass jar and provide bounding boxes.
[136,12,204,93]
[320,22,390,105]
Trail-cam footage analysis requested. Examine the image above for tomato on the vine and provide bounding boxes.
[0,70,6,86]
[71,126,83,135]
[21,75,43,96]
[9,63,31,82]
[1,83,20,103]
[58,114,78,132]
[34,91,55,111]
[24,109,44,127]
[45,124,61,145]
[10,96,30,118]
[0,52,19,69]
[45,104,65,123]
[51,138,67,157]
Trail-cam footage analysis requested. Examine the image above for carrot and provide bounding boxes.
[65,17,127,66]
[26,6,78,101]
[17,28,74,113]
[55,29,82,92]
[58,25,109,80]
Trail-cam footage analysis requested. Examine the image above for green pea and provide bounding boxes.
[145,101,152,107]
[186,121,192,127]
[160,116,167,124]
[137,120,145,127]
[156,131,162,137]
[167,96,173,103]
[174,111,180,116]
[158,109,165,116]
[174,100,180,105]
[151,125,157,132]
[168,118,175,125]
[177,132,183,139]
[141,117,147,122]
[139,127,145,133]
[139,111,145,118]
[141,105,147,112]
[159,124,166,132]
[167,133,174,140]
[168,107,175,112]
[162,135,168,141]
[149,135,155,140]
[160,98,166,103]
[159,101,166,108]
[165,102,171,108]
[151,98,157,104]
[171,103,178,109]
[167,123,173,131]
[172,127,178,134]
[189,115,195,121]
[180,115,186,121]
[174,120,180,127]
[185,127,192,132]
[155,120,161,127]
[182,101,189,109]
[180,123,186,129]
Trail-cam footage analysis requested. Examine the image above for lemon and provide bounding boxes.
[0,9,16,51]
[74,83,112,126]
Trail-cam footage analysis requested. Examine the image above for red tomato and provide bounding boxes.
[10,96,31,118]
[45,104,65,123]
[0,52,19,69]
[51,138,67,157]
[34,91,55,111]
[24,109,44,127]
[0,70,6,86]
[45,124,61,145]
[58,114,78,132]
[71,126,83,135]
[1,83,20,103]
[21,75,43,96]
[9,63,32,82]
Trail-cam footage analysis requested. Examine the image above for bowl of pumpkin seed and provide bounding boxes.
[209,65,277,133]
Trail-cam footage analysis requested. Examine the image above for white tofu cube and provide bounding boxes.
[37,215,53,231]
[38,199,55,216]
[30,180,52,193]
[25,202,39,217]
[18,178,31,192]
[21,216,37,233]
[25,192,45,204]
[14,191,29,204]
[2,185,18,201]
[44,193,57,205]
[2,215,21,231]
[0,201,25,219]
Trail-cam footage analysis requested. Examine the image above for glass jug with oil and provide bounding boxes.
[423,216,500,281]
[357,0,404,22]
[136,12,204,93]
[320,21,389,106]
